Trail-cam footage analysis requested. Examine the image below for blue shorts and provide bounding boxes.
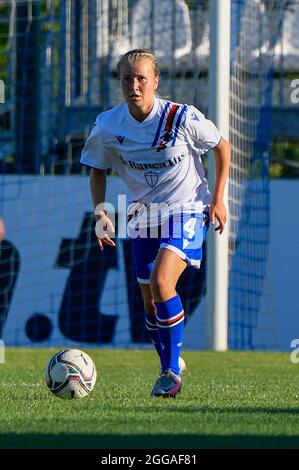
[130,211,209,284]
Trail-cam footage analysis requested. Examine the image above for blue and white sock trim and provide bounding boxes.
[145,314,158,331]
[156,310,185,328]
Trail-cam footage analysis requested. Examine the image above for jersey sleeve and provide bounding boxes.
[184,105,222,155]
[80,114,111,169]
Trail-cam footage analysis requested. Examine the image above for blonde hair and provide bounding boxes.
[116,49,160,78]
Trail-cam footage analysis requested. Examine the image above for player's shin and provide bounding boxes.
[155,295,184,375]
[144,312,162,365]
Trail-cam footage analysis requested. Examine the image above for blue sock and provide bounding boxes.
[144,312,162,365]
[155,295,184,375]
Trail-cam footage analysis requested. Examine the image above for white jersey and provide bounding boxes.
[81,96,221,217]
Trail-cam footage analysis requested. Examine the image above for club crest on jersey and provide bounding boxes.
[156,130,174,152]
[144,171,158,187]
[116,135,125,144]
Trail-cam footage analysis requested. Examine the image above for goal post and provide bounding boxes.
[207,0,231,351]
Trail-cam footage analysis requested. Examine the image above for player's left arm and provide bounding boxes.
[209,137,231,234]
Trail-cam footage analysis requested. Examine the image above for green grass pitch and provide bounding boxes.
[0,349,298,449]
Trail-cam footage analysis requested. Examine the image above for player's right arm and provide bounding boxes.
[81,113,115,251]
[90,169,115,251]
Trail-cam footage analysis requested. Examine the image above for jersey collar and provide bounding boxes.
[126,97,159,125]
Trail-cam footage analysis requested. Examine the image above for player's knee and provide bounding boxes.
[150,273,170,298]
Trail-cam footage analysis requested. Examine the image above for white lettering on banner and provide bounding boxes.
[1,175,205,348]
[290,79,299,104]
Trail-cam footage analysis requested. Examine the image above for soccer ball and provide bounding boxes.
[45,349,97,399]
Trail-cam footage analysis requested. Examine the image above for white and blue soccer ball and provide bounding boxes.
[45,349,97,399]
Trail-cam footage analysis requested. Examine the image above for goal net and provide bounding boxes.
[0,0,289,349]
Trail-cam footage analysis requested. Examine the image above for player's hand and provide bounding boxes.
[95,212,116,251]
[209,200,227,234]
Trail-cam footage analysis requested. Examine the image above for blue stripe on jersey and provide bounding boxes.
[151,101,171,148]
[172,104,188,146]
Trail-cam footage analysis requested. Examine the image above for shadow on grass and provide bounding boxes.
[0,433,299,449]
[109,406,299,415]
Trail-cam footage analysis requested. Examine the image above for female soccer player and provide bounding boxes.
[81,49,230,398]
